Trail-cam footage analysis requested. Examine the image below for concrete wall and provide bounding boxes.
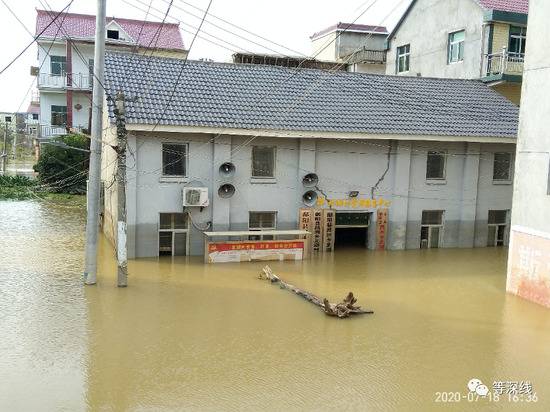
[385,0,485,78]
[506,0,550,307]
[106,132,517,258]
[311,31,386,62]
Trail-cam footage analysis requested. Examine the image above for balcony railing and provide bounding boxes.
[38,124,86,139]
[37,73,93,90]
[482,47,524,79]
[344,48,387,65]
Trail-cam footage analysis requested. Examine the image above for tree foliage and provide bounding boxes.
[33,134,89,194]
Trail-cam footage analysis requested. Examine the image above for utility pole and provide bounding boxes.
[114,91,128,287]
[84,0,106,285]
[1,126,8,174]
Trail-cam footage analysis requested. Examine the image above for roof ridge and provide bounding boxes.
[36,9,181,27]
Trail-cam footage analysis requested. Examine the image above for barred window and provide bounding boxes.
[252,146,275,177]
[426,151,446,180]
[493,153,512,181]
[162,143,187,176]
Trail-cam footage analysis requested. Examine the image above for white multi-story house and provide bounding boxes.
[385,0,529,105]
[33,9,187,139]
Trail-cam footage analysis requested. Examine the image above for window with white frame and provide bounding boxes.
[159,213,189,256]
[397,44,410,73]
[249,211,277,240]
[420,210,444,249]
[426,151,446,180]
[162,143,188,177]
[487,210,508,247]
[448,30,465,63]
[51,105,67,126]
[252,146,276,178]
[493,152,512,181]
[50,55,66,76]
[509,26,527,58]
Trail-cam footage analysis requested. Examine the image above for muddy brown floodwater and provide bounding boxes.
[1,200,550,411]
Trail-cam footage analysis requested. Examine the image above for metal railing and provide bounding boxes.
[37,73,93,89]
[38,124,86,139]
[482,47,524,78]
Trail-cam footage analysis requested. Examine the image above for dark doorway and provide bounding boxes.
[334,212,370,249]
[335,227,368,248]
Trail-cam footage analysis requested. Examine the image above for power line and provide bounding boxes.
[0,0,74,76]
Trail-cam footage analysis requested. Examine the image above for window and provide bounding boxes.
[162,143,187,177]
[252,146,275,178]
[32,113,39,120]
[420,210,444,249]
[448,30,465,63]
[107,29,120,40]
[509,26,526,58]
[426,151,446,180]
[51,105,67,126]
[4,116,11,123]
[493,152,512,181]
[249,211,276,240]
[397,44,410,73]
[487,210,508,247]
[89,59,94,78]
[159,213,188,256]
[50,55,66,75]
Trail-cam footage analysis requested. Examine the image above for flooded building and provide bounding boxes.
[506,0,550,308]
[101,52,518,258]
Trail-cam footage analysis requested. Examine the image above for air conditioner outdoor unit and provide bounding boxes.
[183,187,209,207]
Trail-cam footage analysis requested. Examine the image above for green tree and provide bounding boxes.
[33,134,90,194]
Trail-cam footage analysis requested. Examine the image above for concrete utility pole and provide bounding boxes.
[114,91,128,287]
[1,127,8,174]
[84,0,106,285]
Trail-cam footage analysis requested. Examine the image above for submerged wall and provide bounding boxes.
[507,0,550,308]
[113,132,515,258]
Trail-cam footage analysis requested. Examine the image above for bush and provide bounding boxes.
[33,134,90,194]
[0,175,37,200]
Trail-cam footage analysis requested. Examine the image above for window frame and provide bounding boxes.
[248,211,277,240]
[50,105,67,126]
[161,142,189,178]
[396,44,410,73]
[251,145,276,178]
[426,150,447,181]
[420,210,444,249]
[158,212,189,256]
[492,152,512,182]
[32,113,39,120]
[50,55,67,76]
[448,30,465,64]
[487,210,509,247]
[508,26,527,58]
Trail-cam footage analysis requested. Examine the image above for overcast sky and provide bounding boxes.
[0,0,410,112]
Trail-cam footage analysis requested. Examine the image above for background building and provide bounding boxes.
[507,0,550,308]
[33,9,187,140]
[310,23,388,74]
[101,53,518,258]
[385,0,529,105]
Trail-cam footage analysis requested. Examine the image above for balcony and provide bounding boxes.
[344,48,387,65]
[37,73,93,90]
[481,48,524,83]
[38,124,86,139]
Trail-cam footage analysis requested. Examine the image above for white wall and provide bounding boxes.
[385,0,485,78]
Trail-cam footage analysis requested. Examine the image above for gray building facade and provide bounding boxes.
[101,53,518,258]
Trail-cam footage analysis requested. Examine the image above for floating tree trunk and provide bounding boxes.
[259,266,373,318]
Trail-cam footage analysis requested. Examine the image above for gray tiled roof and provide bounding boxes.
[104,51,519,138]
